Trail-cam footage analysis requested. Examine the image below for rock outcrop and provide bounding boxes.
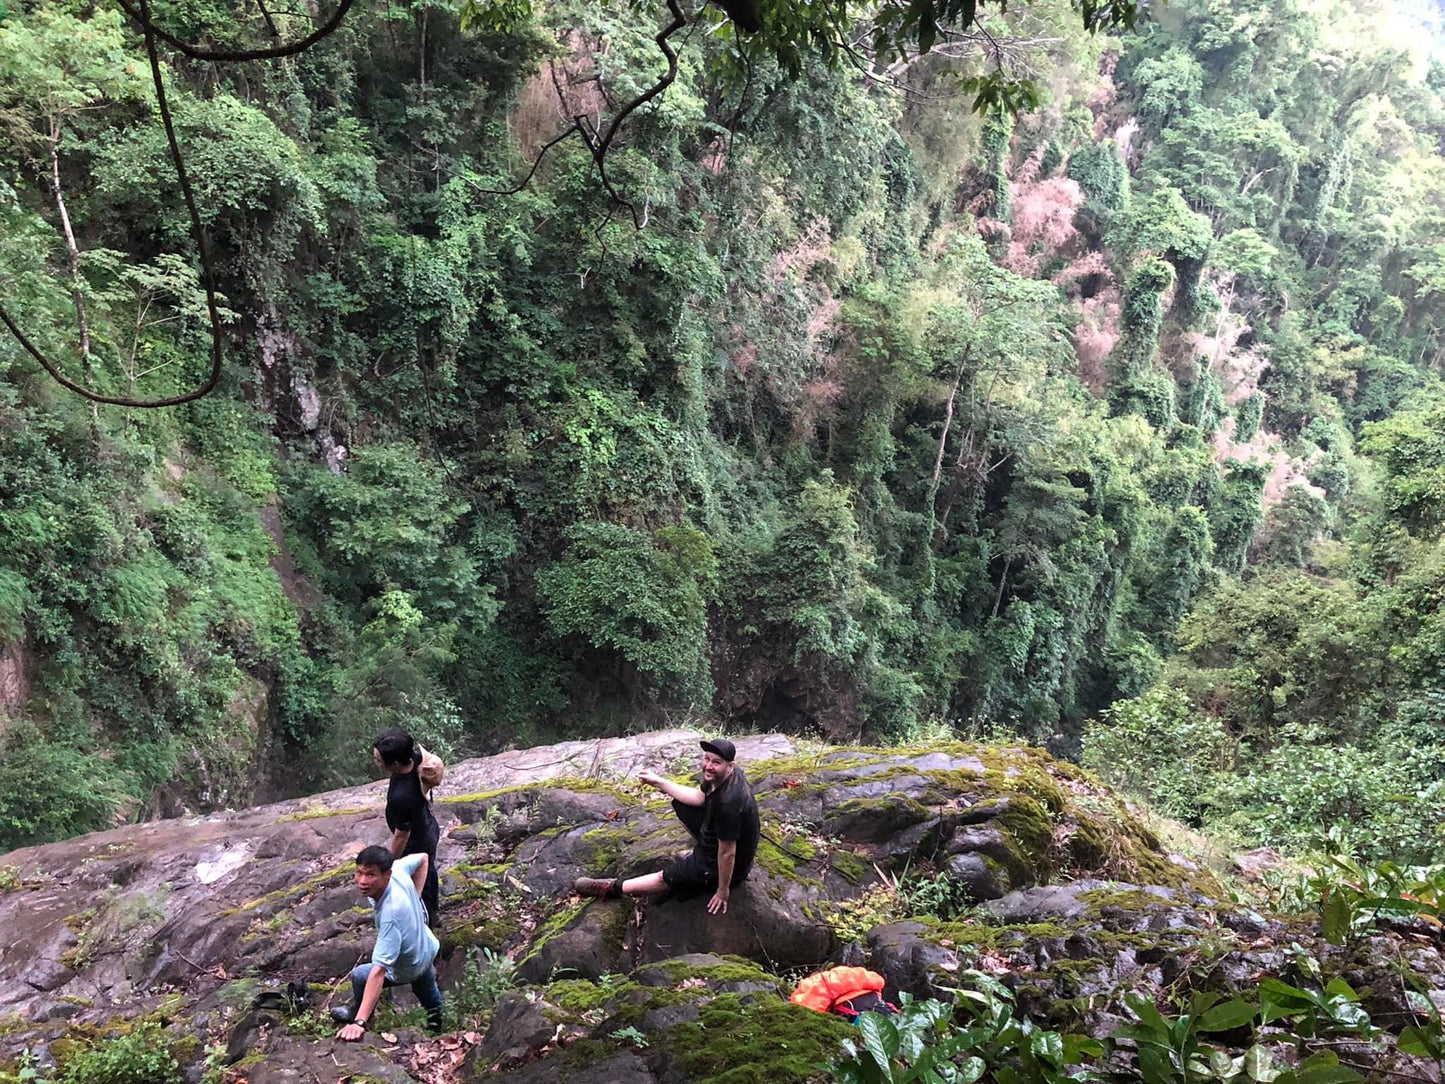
[2,730,1441,1083]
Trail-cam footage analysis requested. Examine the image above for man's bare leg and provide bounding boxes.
[620,871,667,896]
[574,870,668,899]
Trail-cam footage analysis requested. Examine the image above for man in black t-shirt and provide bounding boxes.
[373,729,441,924]
[575,738,760,915]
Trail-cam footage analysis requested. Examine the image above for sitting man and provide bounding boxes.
[574,738,760,915]
[333,845,444,1040]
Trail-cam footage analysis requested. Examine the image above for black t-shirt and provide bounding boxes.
[698,766,759,875]
[385,752,439,852]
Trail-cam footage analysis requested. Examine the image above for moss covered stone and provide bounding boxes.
[753,832,819,879]
[663,993,855,1084]
[440,777,636,807]
[828,850,870,884]
[633,955,777,989]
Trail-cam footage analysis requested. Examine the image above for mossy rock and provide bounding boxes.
[631,953,780,993]
[660,992,854,1084]
[518,899,631,983]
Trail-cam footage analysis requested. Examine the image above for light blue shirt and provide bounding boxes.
[370,854,440,984]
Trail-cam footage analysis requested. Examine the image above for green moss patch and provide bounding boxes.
[439,776,636,806]
[218,862,352,917]
[635,955,778,989]
[663,993,855,1084]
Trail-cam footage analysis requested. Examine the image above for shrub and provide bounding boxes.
[1082,685,1231,824]
[59,1022,180,1084]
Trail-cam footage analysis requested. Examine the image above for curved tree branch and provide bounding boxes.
[0,0,226,407]
[469,122,588,196]
[473,0,690,228]
[579,0,688,227]
[110,0,356,63]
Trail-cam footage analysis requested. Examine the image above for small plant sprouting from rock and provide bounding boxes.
[611,1025,650,1049]
[0,1048,45,1084]
[448,947,518,1027]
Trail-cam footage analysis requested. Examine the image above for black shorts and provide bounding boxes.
[662,851,719,897]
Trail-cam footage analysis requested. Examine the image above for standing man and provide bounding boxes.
[574,738,760,915]
[332,846,444,1039]
[373,729,441,924]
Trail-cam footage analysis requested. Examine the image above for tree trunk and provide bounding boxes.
[49,125,98,428]
[991,557,1011,618]
[49,127,90,364]
[927,344,972,537]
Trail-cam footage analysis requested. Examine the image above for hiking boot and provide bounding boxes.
[573,876,622,899]
[329,1005,358,1025]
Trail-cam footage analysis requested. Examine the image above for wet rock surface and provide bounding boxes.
[3,731,1441,1083]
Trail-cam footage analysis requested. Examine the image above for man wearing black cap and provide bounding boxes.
[575,738,760,915]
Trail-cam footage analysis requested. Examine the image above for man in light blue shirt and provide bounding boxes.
[333,845,444,1040]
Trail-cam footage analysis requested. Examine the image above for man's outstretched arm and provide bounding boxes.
[638,769,705,806]
[337,964,387,1041]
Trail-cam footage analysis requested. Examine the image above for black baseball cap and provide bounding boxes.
[699,738,736,763]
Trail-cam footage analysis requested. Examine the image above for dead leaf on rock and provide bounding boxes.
[978,951,1011,974]
[463,1031,482,1044]
[380,1031,398,1044]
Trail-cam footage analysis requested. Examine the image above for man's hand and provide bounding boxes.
[707,887,730,915]
[336,1022,365,1042]
[639,769,706,806]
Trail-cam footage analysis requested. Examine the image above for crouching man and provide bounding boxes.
[333,846,444,1040]
[574,738,760,915]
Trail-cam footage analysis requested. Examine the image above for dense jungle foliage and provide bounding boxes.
[0,0,1442,860]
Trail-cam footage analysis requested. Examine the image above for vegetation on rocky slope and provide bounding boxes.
[2,735,1444,1083]
[0,0,1441,870]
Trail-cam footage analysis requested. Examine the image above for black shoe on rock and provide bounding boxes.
[329,1005,358,1025]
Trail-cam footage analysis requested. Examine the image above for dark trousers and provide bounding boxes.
[404,823,441,923]
[672,799,706,841]
[350,963,443,1031]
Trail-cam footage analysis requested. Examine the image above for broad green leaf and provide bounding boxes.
[1322,892,1351,945]
[1210,1047,1238,1077]
[1397,1024,1438,1057]
[1138,1045,1177,1084]
[1029,1029,1064,1066]
[1297,1067,1362,1084]
[1199,999,1259,1032]
[1063,1034,1104,1061]
[1260,978,1315,1022]
[956,1056,987,1084]
[1322,978,1358,1001]
[1126,992,1173,1037]
[857,1013,898,1082]
[1245,1043,1282,1082]
[1295,1051,1362,1084]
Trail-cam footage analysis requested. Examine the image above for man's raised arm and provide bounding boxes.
[410,853,429,897]
[638,769,705,806]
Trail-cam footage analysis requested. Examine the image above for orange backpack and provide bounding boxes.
[790,967,895,1019]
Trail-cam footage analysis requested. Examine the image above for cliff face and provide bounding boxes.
[2,732,1442,1083]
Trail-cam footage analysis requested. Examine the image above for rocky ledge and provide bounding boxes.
[1,730,1441,1083]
